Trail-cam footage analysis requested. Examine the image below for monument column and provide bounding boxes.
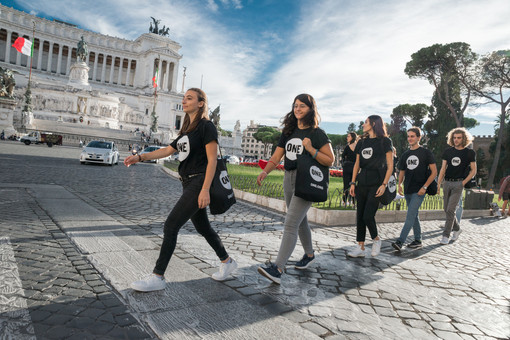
[4,30,11,63]
[100,54,107,82]
[56,44,63,74]
[15,44,21,65]
[171,62,178,92]
[125,59,131,86]
[157,58,163,88]
[92,52,98,81]
[46,41,54,72]
[109,56,115,83]
[66,46,72,75]
[117,58,123,85]
[165,60,171,92]
[37,40,43,70]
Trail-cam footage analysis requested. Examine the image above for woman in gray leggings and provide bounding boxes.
[256,94,335,284]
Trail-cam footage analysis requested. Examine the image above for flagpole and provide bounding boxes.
[28,21,35,85]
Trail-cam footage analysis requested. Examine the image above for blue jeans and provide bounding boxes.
[397,193,425,243]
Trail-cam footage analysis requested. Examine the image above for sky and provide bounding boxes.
[2,0,510,136]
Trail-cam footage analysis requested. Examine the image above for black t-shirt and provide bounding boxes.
[354,137,393,186]
[277,127,330,171]
[341,145,357,170]
[355,137,393,170]
[398,147,436,194]
[170,119,218,177]
[442,147,476,180]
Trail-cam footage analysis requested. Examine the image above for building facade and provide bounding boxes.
[0,4,184,143]
[241,120,278,160]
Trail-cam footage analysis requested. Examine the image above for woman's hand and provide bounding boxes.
[124,155,139,167]
[257,171,267,186]
[375,185,386,197]
[302,138,313,153]
[349,184,356,197]
[198,189,210,209]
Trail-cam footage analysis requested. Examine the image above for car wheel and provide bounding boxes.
[24,140,31,145]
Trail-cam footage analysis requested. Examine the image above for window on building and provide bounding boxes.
[175,115,182,130]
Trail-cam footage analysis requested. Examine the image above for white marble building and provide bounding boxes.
[0,4,184,143]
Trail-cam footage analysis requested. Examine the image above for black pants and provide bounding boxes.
[342,169,353,203]
[355,185,380,242]
[153,175,229,275]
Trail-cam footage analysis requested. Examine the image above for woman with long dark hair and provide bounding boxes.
[341,132,358,206]
[124,88,237,291]
[256,94,335,284]
[348,115,393,258]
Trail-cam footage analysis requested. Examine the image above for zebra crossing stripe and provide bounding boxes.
[0,237,36,339]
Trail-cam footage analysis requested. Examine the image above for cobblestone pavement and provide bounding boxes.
[1,141,509,339]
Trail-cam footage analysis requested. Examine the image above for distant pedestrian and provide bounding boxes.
[341,132,358,206]
[499,174,510,217]
[437,127,476,245]
[348,115,393,258]
[257,94,334,284]
[392,127,437,251]
[124,88,237,292]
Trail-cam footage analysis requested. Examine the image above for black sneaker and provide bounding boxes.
[391,240,403,251]
[407,240,423,248]
[295,253,315,270]
[257,261,282,284]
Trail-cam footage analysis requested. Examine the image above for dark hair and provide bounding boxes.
[282,93,320,136]
[179,88,209,135]
[347,132,358,144]
[364,115,387,138]
[407,126,422,137]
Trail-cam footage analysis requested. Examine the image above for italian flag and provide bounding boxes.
[12,37,33,57]
[152,67,159,88]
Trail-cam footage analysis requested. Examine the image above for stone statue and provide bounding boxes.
[159,26,170,36]
[0,67,16,98]
[77,36,88,63]
[234,120,240,132]
[150,17,170,36]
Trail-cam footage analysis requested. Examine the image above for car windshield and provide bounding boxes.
[87,141,112,149]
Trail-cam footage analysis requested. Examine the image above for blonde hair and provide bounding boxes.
[446,127,474,148]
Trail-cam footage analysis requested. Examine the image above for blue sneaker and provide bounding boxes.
[294,253,315,270]
[257,261,282,284]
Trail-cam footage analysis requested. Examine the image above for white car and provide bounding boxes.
[80,140,119,166]
[139,145,163,163]
[226,155,240,165]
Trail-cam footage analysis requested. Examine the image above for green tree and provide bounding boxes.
[405,42,477,127]
[328,133,346,167]
[469,51,510,188]
[392,103,431,129]
[347,123,356,133]
[253,126,281,159]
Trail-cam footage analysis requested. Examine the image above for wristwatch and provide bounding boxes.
[349,181,356,186]
[422,186,428,190]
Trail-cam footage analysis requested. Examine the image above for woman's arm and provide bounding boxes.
[124,145,176,167]
[257,147,285,186]
[375,151,393,197]
[302,138,335,167]
[197,141,218,209]
[349,154,360,197]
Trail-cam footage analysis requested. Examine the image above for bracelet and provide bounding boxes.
[313,149,319,159]
[382,183,387,187]
[262,171,268,175]
[269,160,277,166]
[138,154,142,162]
[349,181,356,186]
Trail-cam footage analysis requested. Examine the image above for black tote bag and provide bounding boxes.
[379,171,397,205]
[425,168,438,195]
[295,153,329,202]
[209,154,236,215]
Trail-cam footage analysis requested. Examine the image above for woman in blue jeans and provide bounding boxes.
[392,127,437,251]
[124,88,237,291]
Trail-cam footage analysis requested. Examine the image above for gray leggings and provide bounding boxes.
[275,170,314,269]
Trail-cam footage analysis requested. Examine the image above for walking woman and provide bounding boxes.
[392,127,437,251]
[124,88,237,291]
[341,132,358,206]
[348,115,393,258]
[256,94,334,284]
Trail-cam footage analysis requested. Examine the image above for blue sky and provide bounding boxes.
[3,0,510,136]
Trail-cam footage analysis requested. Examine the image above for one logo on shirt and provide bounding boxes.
[309,165,324,182]
[219,170,232,190]
[388,175,397,193]
[407,155,420,170]
[361,147,373,159]
[177,135,190,161]
[451,157,461,167]
[285,138,303,161]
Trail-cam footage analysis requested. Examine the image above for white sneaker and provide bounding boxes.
[131,274,166,292]
[347,245,366,258]
[440,236,449,245]
[371,239,382,257]
[212,258,238,281]
[451,230,462,241]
